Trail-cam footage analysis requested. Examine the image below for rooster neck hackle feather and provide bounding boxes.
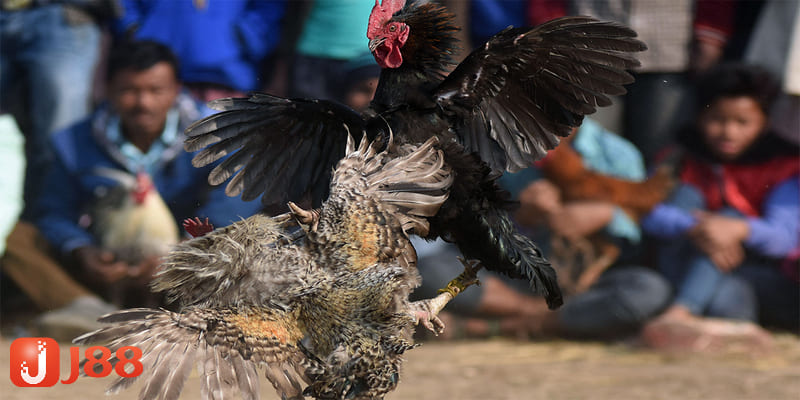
[379,2,460,79]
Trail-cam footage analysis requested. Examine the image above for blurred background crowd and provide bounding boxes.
[0,0,797,355]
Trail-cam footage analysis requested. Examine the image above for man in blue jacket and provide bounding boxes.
[114,0,286,101]
[1,41,262,339]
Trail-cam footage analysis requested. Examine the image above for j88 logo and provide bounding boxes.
[9,338,142,387]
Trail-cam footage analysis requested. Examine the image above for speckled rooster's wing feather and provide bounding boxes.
[152,212,314,308]
[74,306,313,400]
[184,93,369,208]
[331,134,453,236]
[434,16,646,172]
[313,134,453,274]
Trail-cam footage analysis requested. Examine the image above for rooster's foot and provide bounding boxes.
[412,306,445,336]
[410,257,482,335]
[183,217,214,237]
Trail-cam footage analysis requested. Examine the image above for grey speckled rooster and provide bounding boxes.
[75,134,478,400]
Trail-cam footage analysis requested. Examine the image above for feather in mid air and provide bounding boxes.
[75,134,481,400]
[184,0,647,310]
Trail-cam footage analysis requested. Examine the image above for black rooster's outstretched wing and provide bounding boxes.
[433,16,646,172]
[184,93,370,208]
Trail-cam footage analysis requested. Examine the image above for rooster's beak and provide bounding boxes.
[368,37,386,52]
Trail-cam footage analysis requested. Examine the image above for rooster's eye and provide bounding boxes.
[389,25,397,32]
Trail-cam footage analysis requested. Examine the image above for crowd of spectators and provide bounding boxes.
[0,0,796,352]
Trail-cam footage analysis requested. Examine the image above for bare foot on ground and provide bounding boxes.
[640,306,773,354]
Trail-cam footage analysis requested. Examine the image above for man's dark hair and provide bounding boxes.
[695,63,780,114]
[106,40,180,83]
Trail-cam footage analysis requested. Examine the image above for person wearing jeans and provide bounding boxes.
[0,2,108,218]
[641,64,799,350]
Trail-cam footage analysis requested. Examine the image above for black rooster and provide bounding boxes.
[185,0,646,309]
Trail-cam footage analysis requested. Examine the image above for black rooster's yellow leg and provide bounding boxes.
[439,257,483,297]
[411,257,482,335]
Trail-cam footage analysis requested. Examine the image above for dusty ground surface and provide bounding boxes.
[2,334,799,400]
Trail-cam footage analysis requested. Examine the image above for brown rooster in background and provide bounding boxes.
[535,134,674,294]
[539,134,674,221]
[184,0,648,311]
[76,135,479,400]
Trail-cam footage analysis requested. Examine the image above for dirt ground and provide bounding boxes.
[2,334,799,400]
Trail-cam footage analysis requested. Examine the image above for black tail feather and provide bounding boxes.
[452,207,563,309]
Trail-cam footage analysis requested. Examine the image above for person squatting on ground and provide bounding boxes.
[641,63,799,351]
